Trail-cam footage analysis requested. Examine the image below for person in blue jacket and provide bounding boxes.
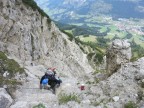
[40,68,62,94]
[40,72,49,89]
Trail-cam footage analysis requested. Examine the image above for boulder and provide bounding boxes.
[88,57,144,107]
[10,101,28,108]
[112,96,120,102]
[0,88,13,108]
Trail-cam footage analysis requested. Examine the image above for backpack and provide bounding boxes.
[42,78,48,84]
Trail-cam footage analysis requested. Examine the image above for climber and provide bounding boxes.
[47,68,62,94]
[40,72,49,89]
[40,68,62,94]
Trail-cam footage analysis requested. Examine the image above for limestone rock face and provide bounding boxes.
[106,39,131,75]
[0,0,93,78]
[88,57,144,108]
[10,101,28,108]
[0,88,13,108]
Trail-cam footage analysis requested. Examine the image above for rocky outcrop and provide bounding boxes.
[0,0,93,78]
[0,88,13,108]
[106,39,131,75]
[86,57,144,108]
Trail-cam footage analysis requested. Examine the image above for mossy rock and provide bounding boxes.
[0,51,7,60]
[0,51,25,88]
[0,51,24,77]
[0,76,22,86]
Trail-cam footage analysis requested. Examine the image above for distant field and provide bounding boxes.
[78,35,97,42]
[133,34,144,47]
[69,23,83,26]
[65,24,144,49]
[65,30,73,34]
[63,20,144,59]
[100,26,107,32]
[62,15,144,51]
[108,25,118,31]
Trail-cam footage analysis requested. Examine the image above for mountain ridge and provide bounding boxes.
[35,0,144,22]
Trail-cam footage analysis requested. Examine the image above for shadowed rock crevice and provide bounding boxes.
[106,39,131,76]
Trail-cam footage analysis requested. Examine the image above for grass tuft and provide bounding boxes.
[124,101,137,108]
[33,103,46,108]
[58,93,80,104]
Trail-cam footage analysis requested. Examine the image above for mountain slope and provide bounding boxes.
[35,0,144,23]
